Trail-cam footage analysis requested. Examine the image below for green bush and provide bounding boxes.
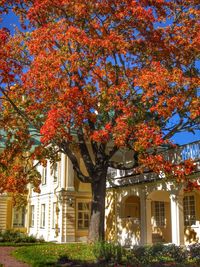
[163,244,187,263]
[129,243,188,265]
[130,245,154,265]
[188,243,200,263]
[93,241,123,263]
[125,249,140,266]
[0,230,41,243]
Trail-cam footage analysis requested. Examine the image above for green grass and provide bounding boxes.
[0,242,45,247]
[12,243,96,266]
[9,242,200,267]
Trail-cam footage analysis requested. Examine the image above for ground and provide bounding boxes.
[0,247,29,267]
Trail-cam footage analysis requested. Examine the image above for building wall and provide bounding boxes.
[1,148,200,246]
[0,194,27,233]
[105,181,200,246]
[0,195,9,230]
[28,154,91,242]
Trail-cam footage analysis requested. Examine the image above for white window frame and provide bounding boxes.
[41,167,47,185]
[76,200,91,230]
[30,205,35,227]
[154,201,165,227]
[183,195,196,226]
[40,204,46,228]
[13,207,25,228]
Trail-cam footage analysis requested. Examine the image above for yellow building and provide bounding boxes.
[106,141,200,246]
[0,141,200,246]
[28,154,91,242]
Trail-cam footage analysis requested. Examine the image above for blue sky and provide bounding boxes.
[1,11,199,146]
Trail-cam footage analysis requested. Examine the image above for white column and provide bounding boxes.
[146,198,152,244]
[140,191,147,245]
[178,195,184,245]
[60,153,66,189]
[170,193,184,245]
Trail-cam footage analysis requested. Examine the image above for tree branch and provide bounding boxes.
[77,128,94,177]
[0,86,41,132]
[60,140,91,183]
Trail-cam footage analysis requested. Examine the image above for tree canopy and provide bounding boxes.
[0,0,199,241]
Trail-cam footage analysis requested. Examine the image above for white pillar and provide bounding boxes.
[170,193,184,245]
[178,195,184,245]
[60,153,66,189]
[146,198,152,244]
[140,191,147,245]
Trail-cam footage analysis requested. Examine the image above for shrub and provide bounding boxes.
[149,243,168,263]
[163,244,187,263]
[188,243,200,263]
[93,241,123,263]
[125,249,140,266]
[130,243,188,265]
[0,230,41,243]
[132,245,154,265]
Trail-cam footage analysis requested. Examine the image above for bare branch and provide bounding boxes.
[0,86,41,132]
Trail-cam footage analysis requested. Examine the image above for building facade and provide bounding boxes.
[106,141,200,246]
[0,141,200,246]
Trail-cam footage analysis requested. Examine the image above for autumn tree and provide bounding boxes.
[0,0,199,241]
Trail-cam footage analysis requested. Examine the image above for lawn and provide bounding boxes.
[10,242,200,267]
[13,243,96,266]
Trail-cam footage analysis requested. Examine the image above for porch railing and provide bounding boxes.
[107,140,200,180]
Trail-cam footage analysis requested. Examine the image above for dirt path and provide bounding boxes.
[0,247,30,267]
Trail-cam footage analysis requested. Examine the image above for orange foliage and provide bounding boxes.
[0,0,199,193]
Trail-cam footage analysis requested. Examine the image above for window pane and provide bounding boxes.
[184,195,196,226]
[77,201,91,229]
[13,207,25,227]
[154,201,165,227]
[78,203,83,210]
[40,204,45,228]
[84,220,89,228]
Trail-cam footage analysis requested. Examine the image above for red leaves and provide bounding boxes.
[185,180,200,192]
[133,123,165,152]
[0,0,199,195]
[0,28,9,43]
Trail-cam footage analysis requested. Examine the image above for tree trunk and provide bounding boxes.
[88,168,107,243]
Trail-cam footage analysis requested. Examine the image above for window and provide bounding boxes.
[184,195,196,226]
[154,201,165,227]
[52,202,57,229]
[41,167,47,185]
[40,204,46,228]
[30,205,35,227]
[13,207,25,227]
[53,163,58,182]
[77,202,91,230]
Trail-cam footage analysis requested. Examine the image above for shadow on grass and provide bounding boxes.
[56,256,115,267]
[56,257,200,267]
